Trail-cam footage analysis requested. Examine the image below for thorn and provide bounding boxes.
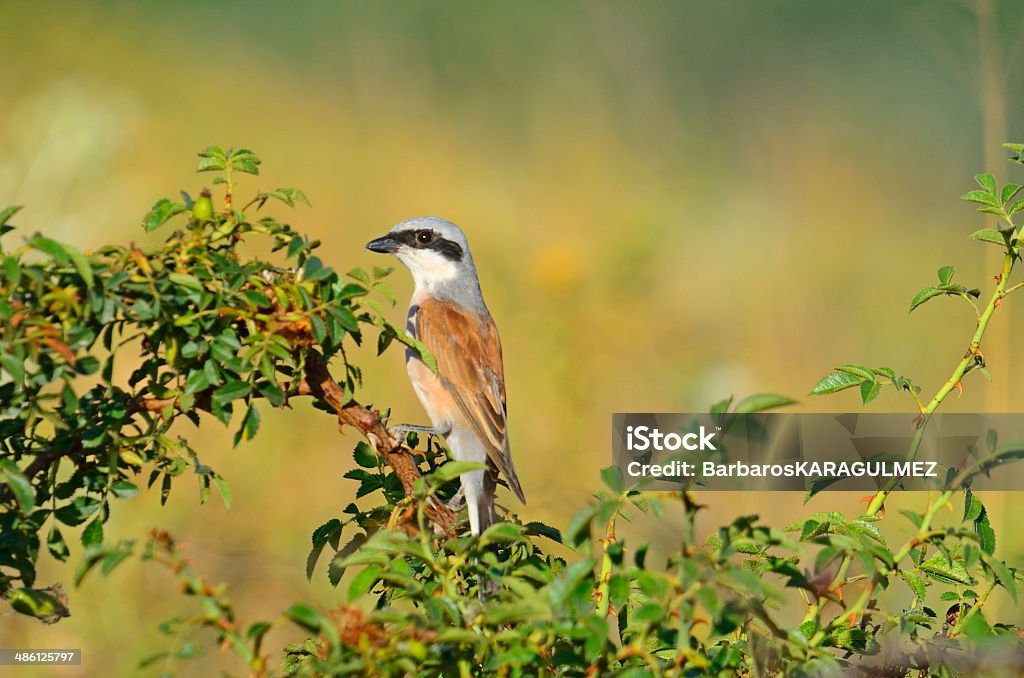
[994,298,1003,310]
[912,413,925,430]
[834,587,845,603]
[954,381,963,398]
[859,495,885,517]
[993,273,1002,283]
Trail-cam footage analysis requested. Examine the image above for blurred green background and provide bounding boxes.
[2,1,1024,674]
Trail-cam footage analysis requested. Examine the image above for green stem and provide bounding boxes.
[595,513,617,618]
[865,248,1014,517]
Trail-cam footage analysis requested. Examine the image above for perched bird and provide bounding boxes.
[365,217,525,535]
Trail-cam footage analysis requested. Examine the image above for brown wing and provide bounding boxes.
[415,298,525,503]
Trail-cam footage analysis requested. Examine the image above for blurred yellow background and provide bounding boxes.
[2,1,1024,674]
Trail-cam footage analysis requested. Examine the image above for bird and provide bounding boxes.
[365,217,525,535]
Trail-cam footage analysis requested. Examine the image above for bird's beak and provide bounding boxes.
[365,235,400,254]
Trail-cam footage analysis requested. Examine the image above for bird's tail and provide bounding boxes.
[476,469,500,599]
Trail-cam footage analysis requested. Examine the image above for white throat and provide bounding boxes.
[396,249,459,293]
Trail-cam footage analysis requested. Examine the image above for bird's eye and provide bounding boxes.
[416,230,434,244]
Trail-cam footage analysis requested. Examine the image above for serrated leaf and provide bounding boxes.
[910,286,943,312]
[143,199,186,232]
[901,570,927,601]
[213,475,232,509]
[937,265,955,285]
[969,228,1010,245]
[962,189,997,206]
[920,553,975,586]
[353,441,377,468]
[1000,183,1021,205]
[213,379,251,403]
[974,173,997,194]
[860,380,880,405]
[809,370,861,396]
[82,518,103,547]
[872,366,896,380]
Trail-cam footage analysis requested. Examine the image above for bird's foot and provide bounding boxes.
[389,423,451,441]
[446,485,466,511]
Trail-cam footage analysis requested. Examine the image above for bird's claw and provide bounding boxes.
[446,485,466,511]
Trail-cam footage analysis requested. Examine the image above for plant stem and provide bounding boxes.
[865,248,1014,517]
[596,513,617,618]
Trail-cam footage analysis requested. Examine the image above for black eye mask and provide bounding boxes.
[391,229,464,262]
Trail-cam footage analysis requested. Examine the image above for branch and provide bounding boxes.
[301,350,457,533]
[22,352,458,535]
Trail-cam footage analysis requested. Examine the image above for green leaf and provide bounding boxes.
[860,380,880,405]
[269,188,311,208]
[1,352,25,384]
[734,393,797,413]
[213,379,251,403]
[1000,183,1021,205]
[920,552,975,586]
[910,286,944,312]
[326,305,359,332]
[230,149,261,175]
[30,236,69,264]
[0,463,35,512]
[809,370,861,396]
[47,525,70,561]
[65,245,95,287]
[111,480,139,499]
[168,272,203,290]
[235,404,260,446]
[872,366,896,380]
[352,441,377,468]
[981,554,1016,602]
[974,173,997,194]
[969,228,1011,245]
[213,475,233,510]
[347,267,371,284]
[975,508,996,556]
[961,189,997,206]
[3,256,20,283]
[479,522,526,545]
[143,199,186,232]
[428,461,486,485]
[385,324,437,373]
[285,603,324,632]
[900,570,927,601]
[600,466,624,493]
[937,265,955,285]
[836,364,874,381]
[963,492,983,522]
[347,565,382,602]
[82,518,104,547]
[0,205,23,226]
[196,146,227,172]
